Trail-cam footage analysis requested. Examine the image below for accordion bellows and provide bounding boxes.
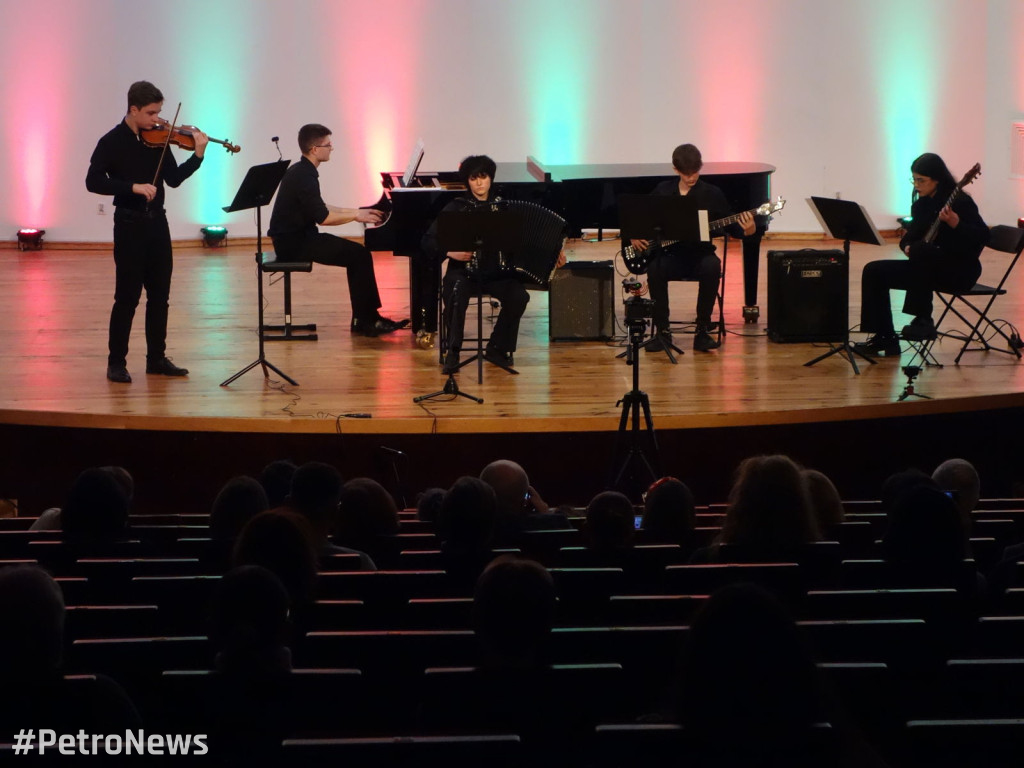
[468,199,566,286]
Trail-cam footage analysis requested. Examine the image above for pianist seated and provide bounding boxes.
[421,155,530,375]
[267,123,408,337]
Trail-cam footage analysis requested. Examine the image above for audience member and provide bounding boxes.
[880,468,937,513]
[60,466,131,538]
[260,459,298,509]
[802,468,845,529]
[335,476,400,562]
[210,475,270,542]
[233,510,320,613]
[210,565,292,678]
[584,490,636,553]
[882,485,982,599]
[474,555,557,671]
[419,556,566,756]
[480,459,569,542]
[415,486,446,523]
[195,565,295,767]
[30,465,133,533]
[286,462,376,570]
[932,457,980,532]
[436,476,499,586]
[663,583,884,767]
[0,565,140,741]
[640,476,696,548]
[694,454,820,563]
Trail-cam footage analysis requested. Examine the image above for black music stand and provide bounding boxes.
[617,194,708,363]
[439,207,523,382]
[220,159,292,387]
[802,196,885,375]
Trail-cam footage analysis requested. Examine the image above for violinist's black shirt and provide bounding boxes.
[86,119,203,213]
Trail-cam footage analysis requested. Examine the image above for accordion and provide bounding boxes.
[467,199,566,287]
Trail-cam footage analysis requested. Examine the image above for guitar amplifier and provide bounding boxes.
[549,260,615,341]
[767,249,848,343]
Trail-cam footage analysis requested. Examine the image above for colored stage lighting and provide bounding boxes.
[201,226,228,247]
[17,228,45,250]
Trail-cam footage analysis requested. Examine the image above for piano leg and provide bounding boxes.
[741,230,764,323]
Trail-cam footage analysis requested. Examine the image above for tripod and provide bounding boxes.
[897,365,932,401]
[610,318,661,500]
[413,372,483,404]
[220,160,292,387]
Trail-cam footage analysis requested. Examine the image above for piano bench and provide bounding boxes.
[260,251,318,341]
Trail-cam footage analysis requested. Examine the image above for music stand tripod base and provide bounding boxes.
[413,373,483,404]
[803,340,877,375]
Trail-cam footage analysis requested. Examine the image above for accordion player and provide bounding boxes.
[421,155,566,376]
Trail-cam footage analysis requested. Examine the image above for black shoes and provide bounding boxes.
[108,357,187,381]
[484,346,514,367]
[852,334,901,357]
[106,365,132,383]
[351,315,411,337]
[694,330,721,352]
[901,316,937,341]
[146,357,189,376]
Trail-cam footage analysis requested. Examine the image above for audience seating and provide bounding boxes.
[282,734,523,768]
[9,484,1024,765]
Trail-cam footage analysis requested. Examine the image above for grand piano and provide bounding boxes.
[364,157,776,333]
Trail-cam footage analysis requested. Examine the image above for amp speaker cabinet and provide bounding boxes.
[549,260,615,341]
[767,249,848,343]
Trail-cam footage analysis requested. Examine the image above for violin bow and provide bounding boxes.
[150,101,182,188]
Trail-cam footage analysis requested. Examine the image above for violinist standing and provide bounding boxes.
[86,80,208,383]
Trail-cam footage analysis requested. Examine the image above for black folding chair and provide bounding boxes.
[927,224,1024,364]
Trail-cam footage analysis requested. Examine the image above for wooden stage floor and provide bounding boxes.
[2,235,1023,437]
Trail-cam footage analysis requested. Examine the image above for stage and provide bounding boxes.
[1,235,1023,513]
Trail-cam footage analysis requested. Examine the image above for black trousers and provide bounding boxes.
[108,210,173,367]
[442,268,529,353]
[278,233,383,321]
[645,245,721,332]
[860,242,981,335]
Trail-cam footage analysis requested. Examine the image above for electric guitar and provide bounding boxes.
[922,163,981,243]
[622,197,786,274]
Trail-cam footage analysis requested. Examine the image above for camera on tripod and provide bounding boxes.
[623,295,654,324]
[622,278,654,328]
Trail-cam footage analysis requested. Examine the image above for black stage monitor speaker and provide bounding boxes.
[767,249,848,343]
[549,260,615,341]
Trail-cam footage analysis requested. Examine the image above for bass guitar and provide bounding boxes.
[622,197,786,274]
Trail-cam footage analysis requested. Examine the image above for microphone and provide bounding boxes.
[272,136,282,160]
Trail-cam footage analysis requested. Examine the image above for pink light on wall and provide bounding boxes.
[687,0,768,160]
[1,4,80,227]
[326,0,429,205]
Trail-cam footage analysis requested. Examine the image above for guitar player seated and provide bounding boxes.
[629,143,755,353]
[853,153,988,358]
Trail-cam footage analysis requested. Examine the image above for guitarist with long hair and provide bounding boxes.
[629,144,755,353]
[854,153,988,357]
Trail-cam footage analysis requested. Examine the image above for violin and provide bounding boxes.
[141,117,241,154]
